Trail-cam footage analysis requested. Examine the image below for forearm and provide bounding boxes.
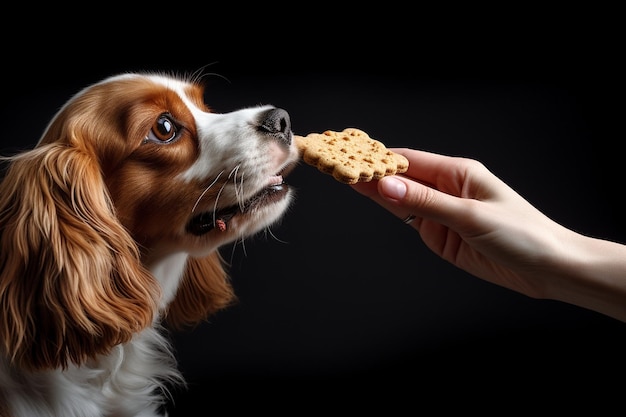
[544,232,626,322]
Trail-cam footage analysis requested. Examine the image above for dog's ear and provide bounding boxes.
[0,143,161,371]
[164,252,236,329]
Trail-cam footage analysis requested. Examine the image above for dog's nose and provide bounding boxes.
[259,108,291,145]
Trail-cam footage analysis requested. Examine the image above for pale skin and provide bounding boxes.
[350,148,626,323]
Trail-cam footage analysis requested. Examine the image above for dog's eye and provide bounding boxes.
[145,113,179,143]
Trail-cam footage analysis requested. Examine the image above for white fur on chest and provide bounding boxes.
[1,328,182,417]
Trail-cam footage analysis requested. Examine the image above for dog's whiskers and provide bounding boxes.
[232,236,248,261]
[227,165,247,212]
[191,170,224,213]
[212,182,228,225]
[237,172,246,212]
[265,227,289,245]
[188,62,231,85]
[227,165,238,179]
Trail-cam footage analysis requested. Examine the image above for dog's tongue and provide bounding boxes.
[187,207,239,236]
[214,209,239,231]
[215,218,227,232]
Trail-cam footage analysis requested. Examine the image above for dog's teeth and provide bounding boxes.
[270,175,283,186]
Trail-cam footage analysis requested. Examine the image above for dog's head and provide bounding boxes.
[0,72,299,370]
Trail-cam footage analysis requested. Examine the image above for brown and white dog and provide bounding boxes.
[0,72,299,416]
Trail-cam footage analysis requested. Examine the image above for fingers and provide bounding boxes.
[351,148,502,228]
[351,175,462,228]
[351,148,464,201]
[378,176,464,226]
[391,148,462,188]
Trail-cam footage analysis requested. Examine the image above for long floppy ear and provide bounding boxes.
[0,143,161,371]
[164,252,236,329]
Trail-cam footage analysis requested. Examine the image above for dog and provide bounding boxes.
[0,72,300,416]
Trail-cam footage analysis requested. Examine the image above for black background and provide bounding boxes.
[2,10,624,414]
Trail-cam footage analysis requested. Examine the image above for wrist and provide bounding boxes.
[546,231,626,322]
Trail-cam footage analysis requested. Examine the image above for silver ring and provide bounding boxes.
[402,214,416,224]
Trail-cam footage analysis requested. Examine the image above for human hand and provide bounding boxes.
[352,148,626,321]
[350,148,584,299]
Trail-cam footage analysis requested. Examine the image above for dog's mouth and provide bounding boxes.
[186,174,289,236]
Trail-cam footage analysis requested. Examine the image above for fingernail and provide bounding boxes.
[381,177,406,200]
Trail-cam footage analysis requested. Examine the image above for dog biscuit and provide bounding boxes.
[294,128,409,184]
